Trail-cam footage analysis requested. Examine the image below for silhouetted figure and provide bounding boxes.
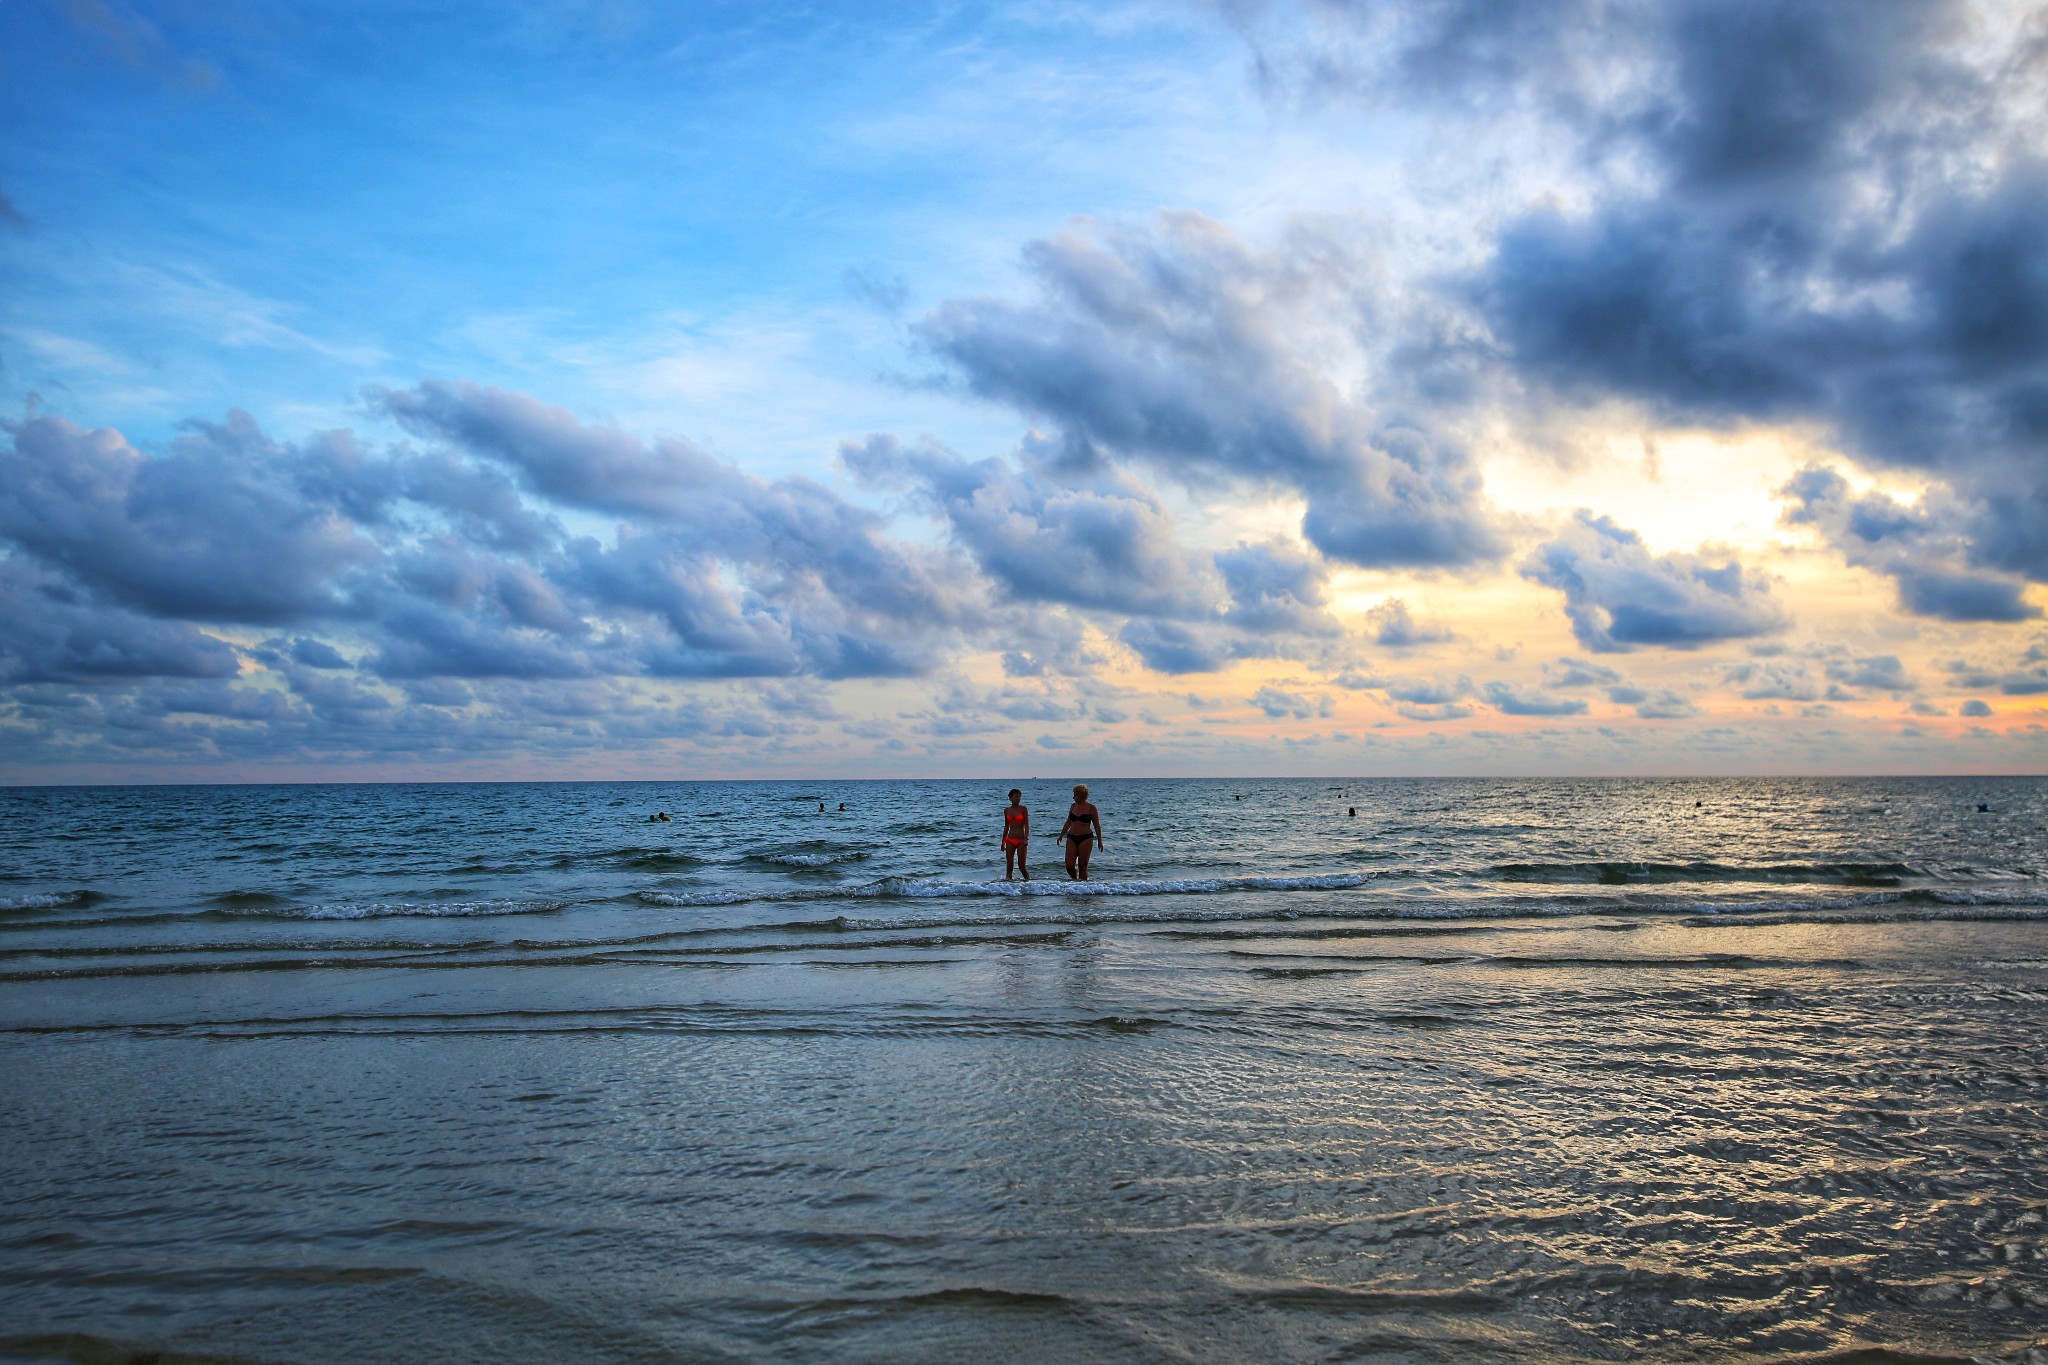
[649,812,671,822]
[820,802,826,812]
[1348,807,1356,817]
[838,802,846,811]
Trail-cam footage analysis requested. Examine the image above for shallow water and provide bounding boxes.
[2,777,2045,1362]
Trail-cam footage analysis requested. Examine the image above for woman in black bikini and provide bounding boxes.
[1061,784,1104,881]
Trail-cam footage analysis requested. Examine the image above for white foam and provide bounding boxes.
[0,892,79,911]
[300,898,572,921]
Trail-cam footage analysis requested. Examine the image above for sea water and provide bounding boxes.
[1,777,2045,1362]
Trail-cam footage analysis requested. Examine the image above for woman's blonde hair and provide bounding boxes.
[1073,784,1089,800]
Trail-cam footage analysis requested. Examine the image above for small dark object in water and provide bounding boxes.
[648,812,671,822]
[839,803,846,811]
[1978,803,1991,812]
[820,802,826,812]
[1348,807,1357,817]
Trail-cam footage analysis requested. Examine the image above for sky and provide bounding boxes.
[3,0,2048,782]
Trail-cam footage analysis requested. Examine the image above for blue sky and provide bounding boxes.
[5,0,2048,781]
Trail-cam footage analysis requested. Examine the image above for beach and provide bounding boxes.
[3,778,2045,1362]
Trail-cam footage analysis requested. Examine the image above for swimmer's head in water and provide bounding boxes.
[1073,784,1089,801]
[1008,789,1022,802]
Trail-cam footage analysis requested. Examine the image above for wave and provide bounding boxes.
[639,870,1381,910]
[1491,860,1928,886]
[298,899,573,922]
[0,890,100,912]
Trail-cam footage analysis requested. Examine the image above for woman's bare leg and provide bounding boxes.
[1075,841,1092,880]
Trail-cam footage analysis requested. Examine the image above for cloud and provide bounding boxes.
[0,557,241,683]
[1480,681,1587,717]
[1824,654,1915,693]
[917,212,1508,570]
[1627,689,1700,719]
[1365,597,1453,647]
[1250,684,1331,719]
[1725,661,1819,702]
[0,411,381,625]
[1546,657,1624,689]
[842,433,1219,618]
[1249,0,2048,597]
[1780,466,2038,622]
[1521,512,1790,653]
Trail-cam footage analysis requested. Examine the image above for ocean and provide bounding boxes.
[2,776,2045,1363]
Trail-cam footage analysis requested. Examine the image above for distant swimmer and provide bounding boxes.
[820,802,826,812]
[1978,803,1991,812]
[1061,784,1104,881]
[839,803,846,811]
[1000,788,1031,881]
[1348,807,1357,817]
[649,812,672,822]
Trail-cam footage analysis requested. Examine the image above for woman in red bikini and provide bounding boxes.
[1000,788,1031,880]
[1061,784,1104,881]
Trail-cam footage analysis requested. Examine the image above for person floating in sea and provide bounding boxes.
[1061,784,1104,881]
[649,812,672,822]
[1000,788,1031,881]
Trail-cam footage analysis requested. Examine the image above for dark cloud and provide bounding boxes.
[0,412,381,625]
[1781,466,2038,622]
[1959,699,1993,717]
[1522,512,1789,652]
[916,213,1507,570]
[0,557,240,684]
[1250,1,2048,595]
[843,434,1219,618]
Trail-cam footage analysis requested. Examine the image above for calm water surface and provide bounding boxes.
[2,777,2045,1362]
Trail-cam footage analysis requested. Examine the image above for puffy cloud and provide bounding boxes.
[917,213,1508,570]
[0,557,241,683]
[846,435,1344,674]
[1725,661,1820,702]
[1250,685,1332,719]
[842,434,1219,618]
[1521,513,1790,653]
[1252,1,2048,595]
[1824,654,1915,693]
[1480,681,1587,717]
[0,412,381,625]
[1365,597,1453,647]
[1959,699,1994,717]
[1780,467,2038,622]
